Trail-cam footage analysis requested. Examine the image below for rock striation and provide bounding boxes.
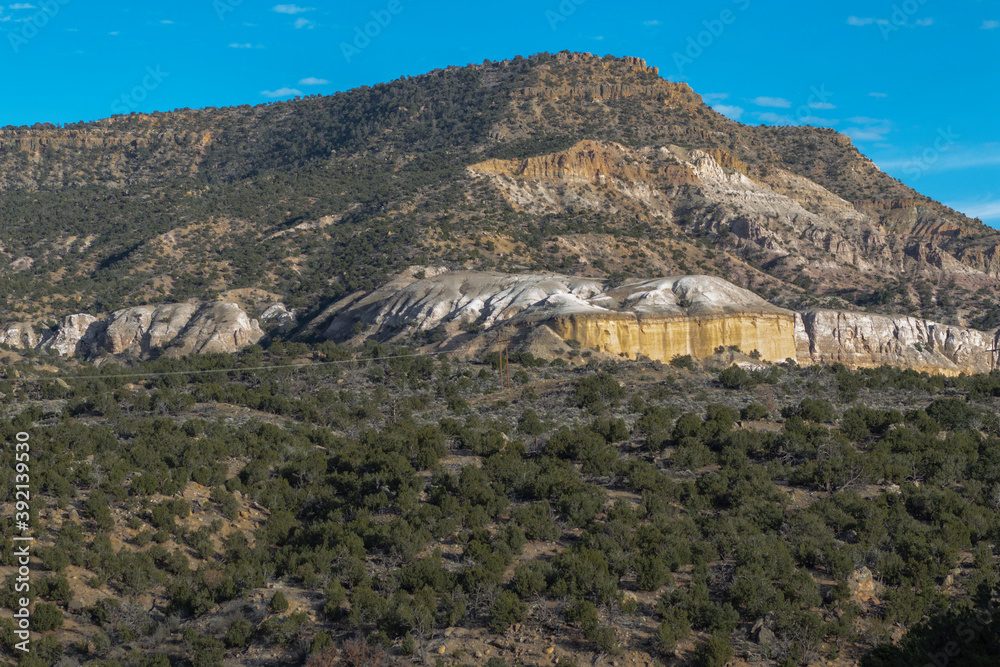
[314,269,1000,376]
[0,302,264,359]
[795,310,999,376]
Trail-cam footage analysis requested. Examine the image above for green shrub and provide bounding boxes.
[269,591,289,613]
[32,603,63,632]
[719,365,755,389]
[670,355,696,370]
[693,633,733,667]
[489,591,527,633]
[741,403,770,421]
[224,619,253,648]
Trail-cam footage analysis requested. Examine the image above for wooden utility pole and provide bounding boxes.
[497,328,510,390]
[505,327,510,389]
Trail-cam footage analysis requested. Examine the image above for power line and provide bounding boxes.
[8,350,451,383]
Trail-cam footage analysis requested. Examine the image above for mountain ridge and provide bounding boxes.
[1,51,998,347]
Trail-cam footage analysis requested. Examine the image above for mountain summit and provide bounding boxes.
[0,52,997,336]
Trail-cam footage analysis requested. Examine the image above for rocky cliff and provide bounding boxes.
[0,302,265,359]
[314,269,999,376]
[795,310,999,376]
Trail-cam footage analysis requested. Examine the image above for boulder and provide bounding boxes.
[848,566,881,604]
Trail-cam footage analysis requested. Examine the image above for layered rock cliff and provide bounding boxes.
[314,269,999,376]
[795,310,999,376]
[548,312,797,364]
[0,302,264,359]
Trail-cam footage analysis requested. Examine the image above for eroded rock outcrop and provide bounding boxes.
[41,314,103,357]
[539,277,798,363]
[0,302,263,359]
[318,270,606,341]
[104,303,202,354]
[316,272,798,363]
[0,323,38,349]
[168,302,264,356]
[314,269,999,375]
[795,310,998,376]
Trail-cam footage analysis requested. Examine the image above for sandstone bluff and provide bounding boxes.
[315,270,1000,376]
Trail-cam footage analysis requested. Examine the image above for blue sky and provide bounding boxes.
[0,1,997,226]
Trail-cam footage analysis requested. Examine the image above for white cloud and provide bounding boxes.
[809,101,836,110]
[847,16,888,26]
[844,127,889,142]
[983,20,999,30]
[8,4,37,9]
[299,77,328,85]
[160,20,174,24]
[109,31,120,35]
[915,18,933,27]
[273,4,313,13]
[846,117,892,141]
[643,20,660,26]
[756,112,792,124]
[261,87,302,98]
[712,104,744,120]
[702,93,729,104]
[869,92,888,98]
[294,17,315,29]
[848,116,888,124]
[878,149,1000,174]
[229,43,252,48]
[951,199,1000,221]
[752,96,792,108]
[798,116,839,126]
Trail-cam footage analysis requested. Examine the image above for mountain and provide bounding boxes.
[1,51,998,351]
[309,268,999,377]
[4,52,1000,667]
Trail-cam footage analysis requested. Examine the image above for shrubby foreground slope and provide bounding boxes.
[0,345,998,665]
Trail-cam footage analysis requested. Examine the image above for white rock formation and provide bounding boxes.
[0,323,37,349]
[260,303,297,332]
[319,271,608,340]
[41,314,102,356]
[0,302,264,358]
[167,302,264,356]
[795,310,999,375]
[314,269,1000,375]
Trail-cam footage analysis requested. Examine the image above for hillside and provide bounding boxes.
[1,340,999,666]
[1,52,998,334]
[1,51,1000,667]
